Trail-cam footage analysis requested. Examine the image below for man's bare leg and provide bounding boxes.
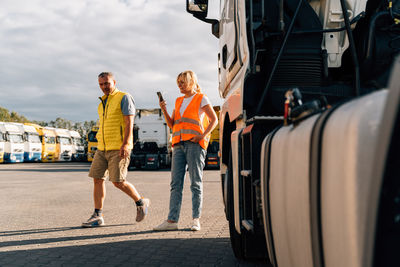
[94,178,106,209]
[113,181,150,222]
[82,178,106,227]
[112,181,141,201]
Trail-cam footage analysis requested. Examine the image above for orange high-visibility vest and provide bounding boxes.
[172,93,210,150]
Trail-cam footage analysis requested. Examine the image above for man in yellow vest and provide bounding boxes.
[82,72,150,227]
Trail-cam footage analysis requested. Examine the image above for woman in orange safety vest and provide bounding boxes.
[153,70,218,232]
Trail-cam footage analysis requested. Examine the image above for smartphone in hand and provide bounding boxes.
[157,91,164,102]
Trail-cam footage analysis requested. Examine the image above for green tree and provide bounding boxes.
[0,107,11,121]
[0,105,97,138]
[0,107,29,123]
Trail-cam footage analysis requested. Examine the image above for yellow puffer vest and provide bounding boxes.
[96,89,133,151]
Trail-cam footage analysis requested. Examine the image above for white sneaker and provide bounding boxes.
[136,198,150,222]
[153,220,178,231]
[191,218,201,231]
[82,213,105,228]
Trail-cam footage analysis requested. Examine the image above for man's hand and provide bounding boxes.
[120,144,130,159]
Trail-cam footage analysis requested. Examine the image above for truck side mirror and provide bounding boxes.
[186,0,220,38]
[187,0,208,18]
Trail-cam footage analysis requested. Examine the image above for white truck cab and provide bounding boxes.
[0,125,5,163]
[12,123,42,162]
[69,130,85,161]
[54,128,73,161]
[130,109,171,169]
[0,122,24,163]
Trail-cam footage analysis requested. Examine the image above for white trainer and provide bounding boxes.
[136,198,150,222]
[82,213,105,228]
[153,220,178,231]
[191,218,201,231]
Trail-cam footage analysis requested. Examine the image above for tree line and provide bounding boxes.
[0,106,97,138]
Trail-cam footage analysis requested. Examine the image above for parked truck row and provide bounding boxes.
[2,105,221,167]
[0,122,85,163]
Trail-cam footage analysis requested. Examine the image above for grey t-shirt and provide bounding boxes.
[121,94,136,116]
[103,94,136,116]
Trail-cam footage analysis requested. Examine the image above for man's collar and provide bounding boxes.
[100,88,120,100]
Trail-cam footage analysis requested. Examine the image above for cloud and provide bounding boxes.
[0,0,221,122]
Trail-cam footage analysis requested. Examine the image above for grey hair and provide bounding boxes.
[98,72,115,79]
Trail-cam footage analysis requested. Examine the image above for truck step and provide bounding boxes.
[241,170,252,177]
[242,219,254,232]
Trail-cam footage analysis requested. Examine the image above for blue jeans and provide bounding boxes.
[168,141,206,222]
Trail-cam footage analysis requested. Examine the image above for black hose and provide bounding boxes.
[366,11,390,60]
[340,0,361,96]
[255,0,304,115]
[280,0,285,31]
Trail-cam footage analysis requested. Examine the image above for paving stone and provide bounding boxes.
[0,163,270,266]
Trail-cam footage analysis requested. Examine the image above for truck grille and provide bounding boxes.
[271,54,323,87]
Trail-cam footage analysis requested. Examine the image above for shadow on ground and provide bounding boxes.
[0,236,270,266]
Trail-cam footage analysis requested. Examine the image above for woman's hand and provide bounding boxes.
[190,134,203,143]
[159,100,167,112]
[160,102,174,129]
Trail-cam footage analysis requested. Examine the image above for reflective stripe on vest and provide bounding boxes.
[172,128,203,137]
[171,93,210,150]
[174,117,201,127]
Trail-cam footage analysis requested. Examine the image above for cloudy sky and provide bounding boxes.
[0,0,221,122]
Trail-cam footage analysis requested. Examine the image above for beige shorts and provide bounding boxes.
[88,150,131,182]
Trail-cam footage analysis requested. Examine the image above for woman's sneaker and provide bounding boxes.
[82,213,104,228]
[191,218,201,231]
[153,220,178,231]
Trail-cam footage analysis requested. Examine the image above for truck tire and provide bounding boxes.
[226,149,245,260]
[155,157,160,170]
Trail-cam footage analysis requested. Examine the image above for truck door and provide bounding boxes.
[219,0,248,98]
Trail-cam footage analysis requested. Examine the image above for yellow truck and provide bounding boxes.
[86,125,98,162]
[205,106,220,169]
[26,123,56,162]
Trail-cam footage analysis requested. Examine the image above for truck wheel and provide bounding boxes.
[226,150,245,260]
[156,158,160,170]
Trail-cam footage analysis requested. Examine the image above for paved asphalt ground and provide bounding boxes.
[0,162,269,266]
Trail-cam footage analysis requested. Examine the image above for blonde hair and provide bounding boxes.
[176,70,202,93]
